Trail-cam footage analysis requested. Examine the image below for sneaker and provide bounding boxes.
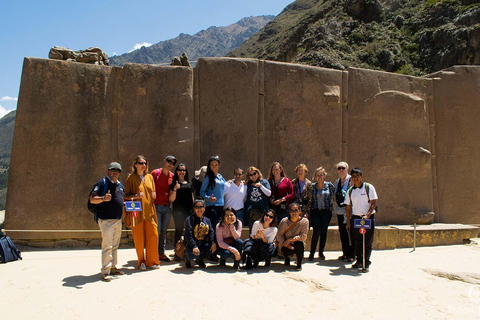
[151,264,160,269]
[139,263,147,271]
[195,258,206,268]
[361,266,370,273]
[351,262,362,269]
[110,268,124,276]
[284,258,291,266]
[102,274,112,282]
[185,260,192,269]
[159,254,171,262]
[295,264,302,271]
[308,253,314,261]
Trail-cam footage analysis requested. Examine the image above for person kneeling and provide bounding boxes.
[276,203,309,271]
[216,207,243,270]
[242,209,278,269]
[184,200,216,268]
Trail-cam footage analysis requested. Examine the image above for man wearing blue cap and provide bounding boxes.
[89,162,125,282]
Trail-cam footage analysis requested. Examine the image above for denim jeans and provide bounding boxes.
[185,242,213,261]
[216,238,243,261]
[205,206,223,229]
[236,209,245,226]
[155,204,172,255]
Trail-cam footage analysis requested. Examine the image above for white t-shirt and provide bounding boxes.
[250,220,278,243]
[343,183,378,216]
[223,181,246,211]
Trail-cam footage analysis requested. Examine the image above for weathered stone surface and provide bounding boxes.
[427,66,480,224]
[196,58,259,172]
[5,57,480,241]
[55,239,88,248]
[263,61,343,177]
[346,68,433,225]
[6,58,113,237]
[116,63,194,174]
[394,224,480,247]
[48,46,109,65]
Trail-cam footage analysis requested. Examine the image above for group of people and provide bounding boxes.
[88,155,378,282]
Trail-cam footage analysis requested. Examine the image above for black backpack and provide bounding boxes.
[87,177,108,221]
[0,235,22,263]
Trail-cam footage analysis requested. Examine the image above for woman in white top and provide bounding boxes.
[242,209,278,269]
[335,161,354,262]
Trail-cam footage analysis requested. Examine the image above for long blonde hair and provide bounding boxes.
[131,155,149,175]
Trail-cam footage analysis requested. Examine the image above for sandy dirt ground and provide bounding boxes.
[1,241,480,320]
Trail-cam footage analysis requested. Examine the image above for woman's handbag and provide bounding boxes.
[174,239,186,258]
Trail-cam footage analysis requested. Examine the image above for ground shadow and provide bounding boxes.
[62,274,103,289]
[328,264,363,277]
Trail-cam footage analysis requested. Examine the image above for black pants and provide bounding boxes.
[351,214,375,264]
[243,238,276,263]
[205,206,223,229]
[310,209,332,255]
[337,214,355,259]
[281,241,305,265]
[172,209,190,245]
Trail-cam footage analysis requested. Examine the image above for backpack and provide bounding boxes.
[87,177,109,222]
[0,235,22,263]
[335,176,350,207]
[347,183,378,213]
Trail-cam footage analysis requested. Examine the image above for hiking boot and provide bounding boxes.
[264,258,271,267]
[233,260,240,270]
[195,258,206,268]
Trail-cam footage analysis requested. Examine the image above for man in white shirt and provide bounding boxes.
[223,168,247,224]
[344,167,378,271]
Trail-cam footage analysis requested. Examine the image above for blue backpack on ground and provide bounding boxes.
[0,235,22,263]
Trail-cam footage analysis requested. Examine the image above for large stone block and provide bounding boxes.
[346,68,433,224]
[116,63,194,171]
[263,61,343,177]
[427,66,480,224]
[196,57,259,174]
[6,58,113,238]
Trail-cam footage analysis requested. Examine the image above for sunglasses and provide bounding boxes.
[337,167,346,170]
[290,209,300,213]
[249,172,258,177]
[234,173,243,176]
[167,160,176,165]
[264,214,274,219]
[137,162,147,165]
[210,156,220,161]
[109,169,121,173]
[177,169,186,172]
[193,206,205,209]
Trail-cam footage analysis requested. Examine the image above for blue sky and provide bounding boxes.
[0,0,292,119]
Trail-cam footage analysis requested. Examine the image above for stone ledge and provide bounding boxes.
[6,223,478,250]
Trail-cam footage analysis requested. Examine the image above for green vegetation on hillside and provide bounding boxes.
[228,0,480,75]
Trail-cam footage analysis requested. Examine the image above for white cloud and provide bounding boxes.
[0,96,18,102]
[112,52,117,56]
[0,104,13,119]
[128,42,153,53]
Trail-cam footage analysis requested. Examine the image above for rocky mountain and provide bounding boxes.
[110,15,275,66]
[228,0,480,75]
[0,110,15,210]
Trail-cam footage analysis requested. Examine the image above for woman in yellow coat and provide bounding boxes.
[124,155,160,270]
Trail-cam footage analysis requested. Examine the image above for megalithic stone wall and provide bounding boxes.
[427,66,480,224]
[346,68,432,225]
[5,57,480,240]
[6,58,114,239]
